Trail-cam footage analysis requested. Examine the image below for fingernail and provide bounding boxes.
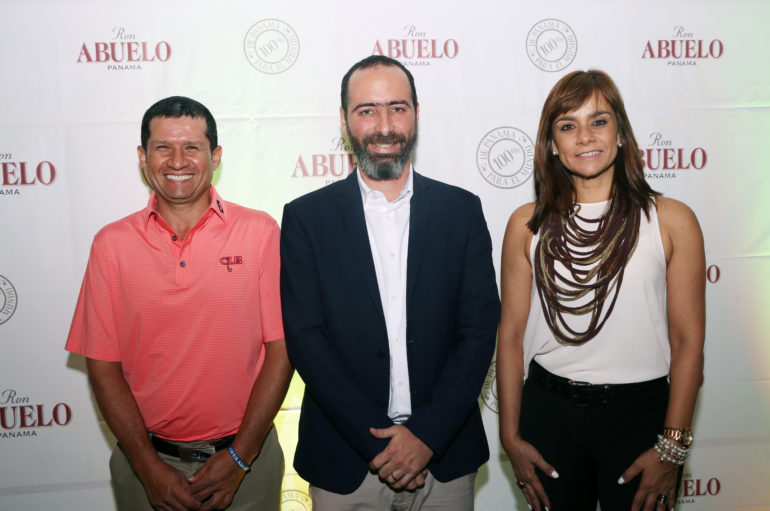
[551,470,559,479]
[617,476,624,484]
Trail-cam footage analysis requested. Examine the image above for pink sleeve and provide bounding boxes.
[258,219,284,343]
[65,239,122,361]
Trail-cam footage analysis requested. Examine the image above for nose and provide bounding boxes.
[577,125,594,144]
[168,147,186,168]
[375,109,392,135]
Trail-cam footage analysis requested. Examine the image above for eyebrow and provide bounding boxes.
[554,110,613,123]
[352,100,411,111]
[151,139,207,146]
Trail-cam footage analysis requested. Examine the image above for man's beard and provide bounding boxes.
[349,129,417,181]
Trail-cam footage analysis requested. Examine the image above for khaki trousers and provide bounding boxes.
[109,426,283,511]
[310,471,476,511]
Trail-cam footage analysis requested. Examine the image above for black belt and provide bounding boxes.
[150,434,235,463]
[527,361,668,407]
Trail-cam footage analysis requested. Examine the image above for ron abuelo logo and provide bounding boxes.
[77,26,171,70]
[642,25,723,67]
[1,152,56,196]
[372,24,458,67]
[641,131,707,179]
[0,389,73,439]
[677,472,721,505]
[293,137,357,186]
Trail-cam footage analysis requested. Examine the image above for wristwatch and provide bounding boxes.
[663,426,694,448]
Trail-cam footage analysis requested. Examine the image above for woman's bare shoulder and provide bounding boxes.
[508,202,536,227]
[656,196,700,229]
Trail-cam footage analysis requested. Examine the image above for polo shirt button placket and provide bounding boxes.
[176,242,191,286]
[178,240,189,268]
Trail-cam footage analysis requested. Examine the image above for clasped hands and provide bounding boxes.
[369,424,433,491]
[140,449,246,511]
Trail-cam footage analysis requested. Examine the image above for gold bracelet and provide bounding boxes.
[662,426,694,448]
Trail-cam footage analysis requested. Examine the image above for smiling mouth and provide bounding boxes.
[365,134,406,153]
[368,140,402,154]
[165,174,194,182]
[577,150,602,158]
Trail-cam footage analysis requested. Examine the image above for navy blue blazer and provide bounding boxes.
[280,170,500,494]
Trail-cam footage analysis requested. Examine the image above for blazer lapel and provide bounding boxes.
[338,172,386,324]
[407,171,431,301]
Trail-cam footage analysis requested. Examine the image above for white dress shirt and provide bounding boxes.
[357,168,413,423]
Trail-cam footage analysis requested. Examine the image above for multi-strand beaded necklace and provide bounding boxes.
[533,200,641,345]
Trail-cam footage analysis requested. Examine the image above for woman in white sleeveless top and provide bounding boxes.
[497,70,705,511]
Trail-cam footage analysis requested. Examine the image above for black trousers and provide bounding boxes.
[520,363,670,511]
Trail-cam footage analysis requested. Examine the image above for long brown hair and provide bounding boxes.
[527,70,658,233]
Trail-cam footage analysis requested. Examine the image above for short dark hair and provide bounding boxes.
[140,96,218,152]
[340,55,418,114]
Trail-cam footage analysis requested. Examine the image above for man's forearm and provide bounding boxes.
[86,358,163,479]
[230,339,293,463]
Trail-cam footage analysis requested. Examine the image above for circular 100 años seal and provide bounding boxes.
[476,126,534,189]
[244,19,300,74]
[480,357,498,413]
[526,18,577,72]
[281,489,311,511]
[0,275,18,325]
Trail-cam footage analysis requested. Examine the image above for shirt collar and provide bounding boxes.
[144,186,228,226]
[356,165,414,205]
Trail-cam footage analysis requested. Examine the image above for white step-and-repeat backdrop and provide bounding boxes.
[1,1,768,509]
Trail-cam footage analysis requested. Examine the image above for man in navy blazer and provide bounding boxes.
[280,55,500,510]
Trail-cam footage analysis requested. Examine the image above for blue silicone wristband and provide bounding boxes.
[227,444,251,472]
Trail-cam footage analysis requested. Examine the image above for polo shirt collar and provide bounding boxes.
[144,186,228,226]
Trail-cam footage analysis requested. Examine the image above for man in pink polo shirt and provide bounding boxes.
[66,96,292,511]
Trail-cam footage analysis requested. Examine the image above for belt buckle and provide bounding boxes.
[568,379,593,407]
[178,445,215,462]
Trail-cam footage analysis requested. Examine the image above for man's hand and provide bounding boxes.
[188,450,247,511]
[85,359,202,510]
[138,459,201,511]
[369,425,433,491]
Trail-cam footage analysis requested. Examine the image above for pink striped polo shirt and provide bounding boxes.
[66,187,284,441]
